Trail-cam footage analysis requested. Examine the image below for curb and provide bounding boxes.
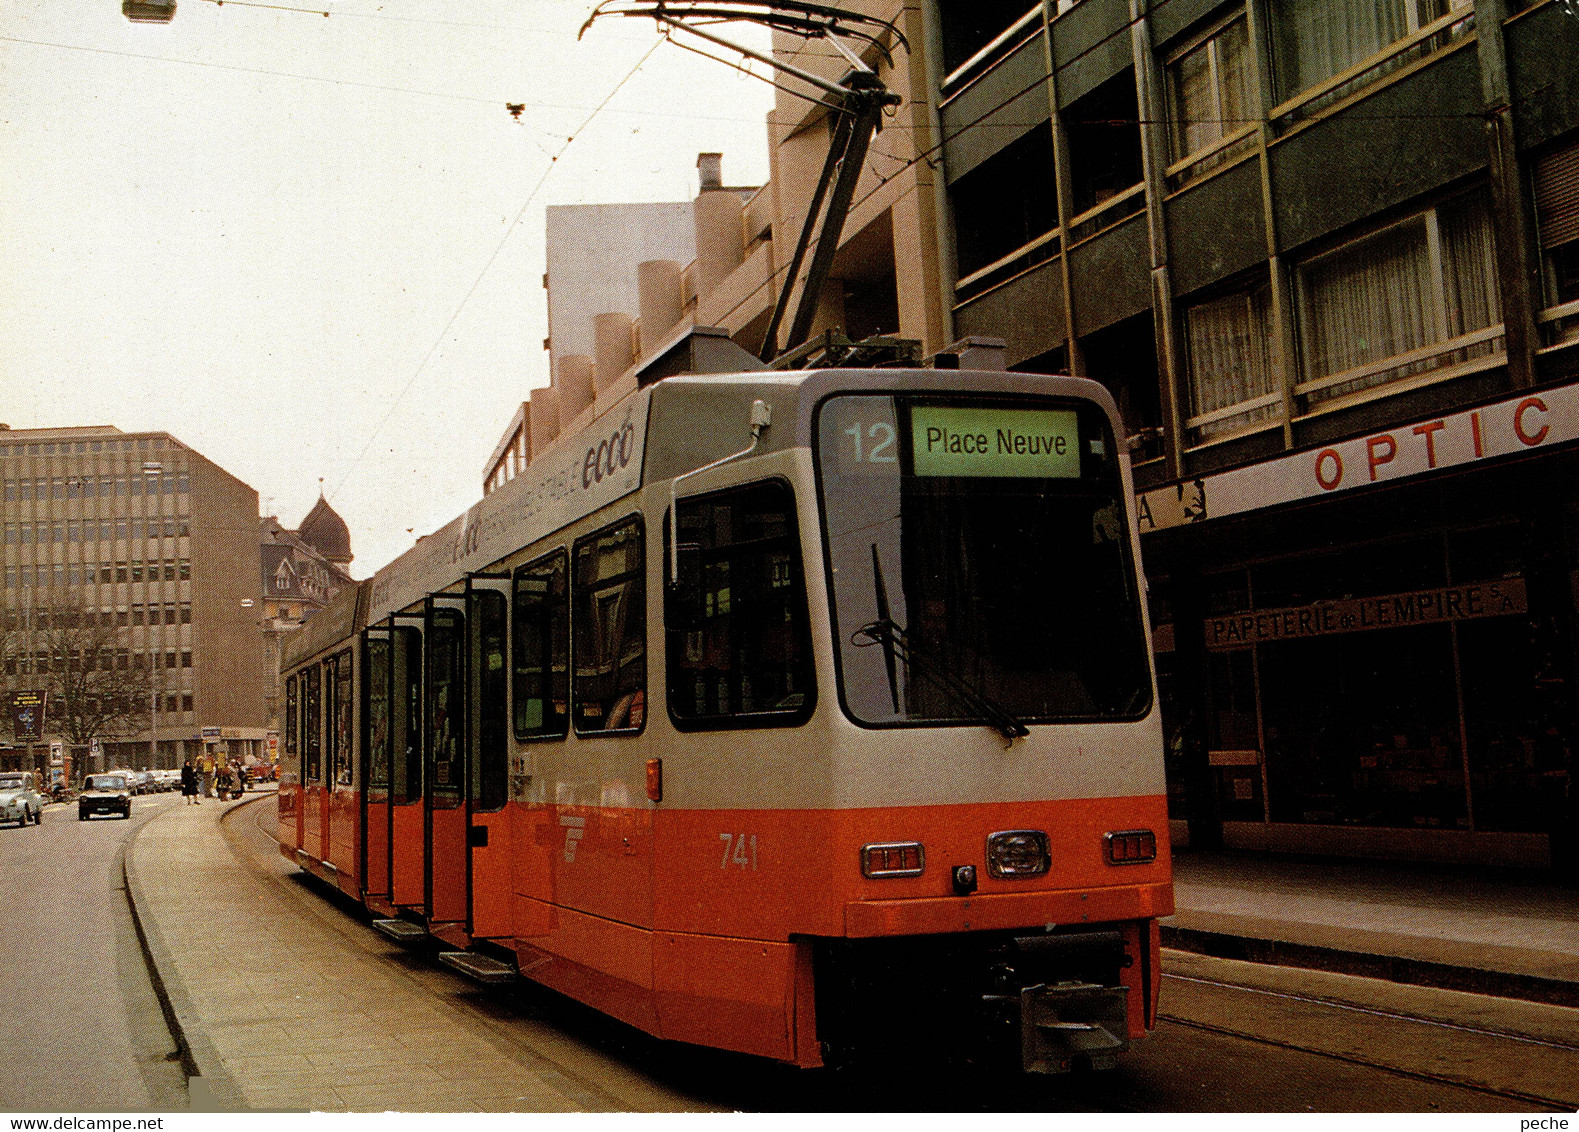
[1161,925,1579,1009]
[123,793,271,1111]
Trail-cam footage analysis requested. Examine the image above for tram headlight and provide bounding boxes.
[985,830,1050,878]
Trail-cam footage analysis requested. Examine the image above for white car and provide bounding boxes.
[0,771,44,827]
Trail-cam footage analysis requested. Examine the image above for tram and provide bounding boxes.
[277,364,1173,1074]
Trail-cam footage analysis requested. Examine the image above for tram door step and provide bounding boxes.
[438,951,516,984]
[372,918,429,944]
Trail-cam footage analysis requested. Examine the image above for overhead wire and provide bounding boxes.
[0,34,763,123]
[326,35,668,505]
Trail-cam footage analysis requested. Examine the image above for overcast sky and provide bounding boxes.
[0,0,773,576]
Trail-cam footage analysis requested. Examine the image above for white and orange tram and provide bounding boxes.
[277,364,1174,1074]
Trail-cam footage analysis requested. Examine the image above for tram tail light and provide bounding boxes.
[1104,829,1157,865]
[645,758,662,802]
[861,841,925,878]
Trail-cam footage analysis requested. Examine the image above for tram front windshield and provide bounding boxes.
[816,394,1151,727]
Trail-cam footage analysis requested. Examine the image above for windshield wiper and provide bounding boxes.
[855,544,1030,745]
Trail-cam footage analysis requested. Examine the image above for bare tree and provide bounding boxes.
[41,606,154,751]
[0,604,157,778]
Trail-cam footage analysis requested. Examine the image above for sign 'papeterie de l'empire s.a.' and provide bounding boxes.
[1205,578,1528,650]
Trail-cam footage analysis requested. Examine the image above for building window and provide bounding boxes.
[572,516,646,734]
[1184,280,1279,445]
[180,604,191,624]
[937,0,1039,76]
[1295,190,1501,408]
[1534,135,1579,343]
[1065,70,1145,226]
[181,650,191,668]
[1269,0,1470,109]
[512,549,569,741]
[1165,9,1256,182]
[949,127,1059,282]
[181,694,193,713]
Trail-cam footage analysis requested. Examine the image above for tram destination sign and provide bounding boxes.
[1204,577,1527,650]
[910,406,1080,478]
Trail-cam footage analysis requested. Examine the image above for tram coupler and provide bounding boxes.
[1016,981,1130,1074]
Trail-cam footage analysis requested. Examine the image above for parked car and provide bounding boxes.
[79,774,133,820]
[0,771,44,827]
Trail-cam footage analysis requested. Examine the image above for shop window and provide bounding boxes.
[1295,191,1502,408]
[949,127,1058,280]
[1261,626,1467,829]
[513,549,569,741]
[1065,71,1145,222]
[1206,649,1263,821]
[1164,8,1256,184]
[665,480,815,730]
[1268,0,1470,109]
[937,0,1037,75]
[1183,279,1279,445]
[572,517,646,734]
[1534,136,1579,344]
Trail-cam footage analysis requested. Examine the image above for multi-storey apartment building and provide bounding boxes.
[929,0,1579,873]
[0,424,268,773]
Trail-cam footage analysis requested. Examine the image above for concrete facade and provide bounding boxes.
[0,425,269,772]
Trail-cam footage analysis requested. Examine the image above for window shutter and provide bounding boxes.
[1534,138,1579,249]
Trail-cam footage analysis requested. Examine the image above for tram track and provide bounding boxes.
[1157,971,1578,1112]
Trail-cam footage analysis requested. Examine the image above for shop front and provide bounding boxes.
[1141,385,1579,874]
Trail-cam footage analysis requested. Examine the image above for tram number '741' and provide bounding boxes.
[719,833,759,870]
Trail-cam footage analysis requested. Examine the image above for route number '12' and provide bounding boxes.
[719,832,759,870]
[844,422,897,464]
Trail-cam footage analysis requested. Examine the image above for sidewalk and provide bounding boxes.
[123,792,706,1112]
[1165,848,1579,1005]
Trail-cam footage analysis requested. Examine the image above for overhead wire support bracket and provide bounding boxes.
[580,2,907,365]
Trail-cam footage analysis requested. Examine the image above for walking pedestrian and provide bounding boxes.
[180,760,200,805]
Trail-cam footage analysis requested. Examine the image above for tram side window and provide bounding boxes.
[572,517,646,734]
[666,480,816,728]
[284,674,298,776]
[469,590,508,811]
[390,627,422,805]
[513,550,569,740]
[304,664,323,783]
[365,636,390,793]
[332,650,354,785]
[428,607,465,808]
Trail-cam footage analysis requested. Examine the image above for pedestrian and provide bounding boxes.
[180,759,199,805]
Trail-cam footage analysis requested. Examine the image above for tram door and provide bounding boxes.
[424,595,468,933]
[466,577,512,940]
[359,626,392,910]
[388,619,425,910]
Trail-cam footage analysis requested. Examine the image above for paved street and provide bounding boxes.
[0,790,187,1111]
[106,792,1579,1112]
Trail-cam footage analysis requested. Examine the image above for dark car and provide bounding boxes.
[79,774,133,820]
